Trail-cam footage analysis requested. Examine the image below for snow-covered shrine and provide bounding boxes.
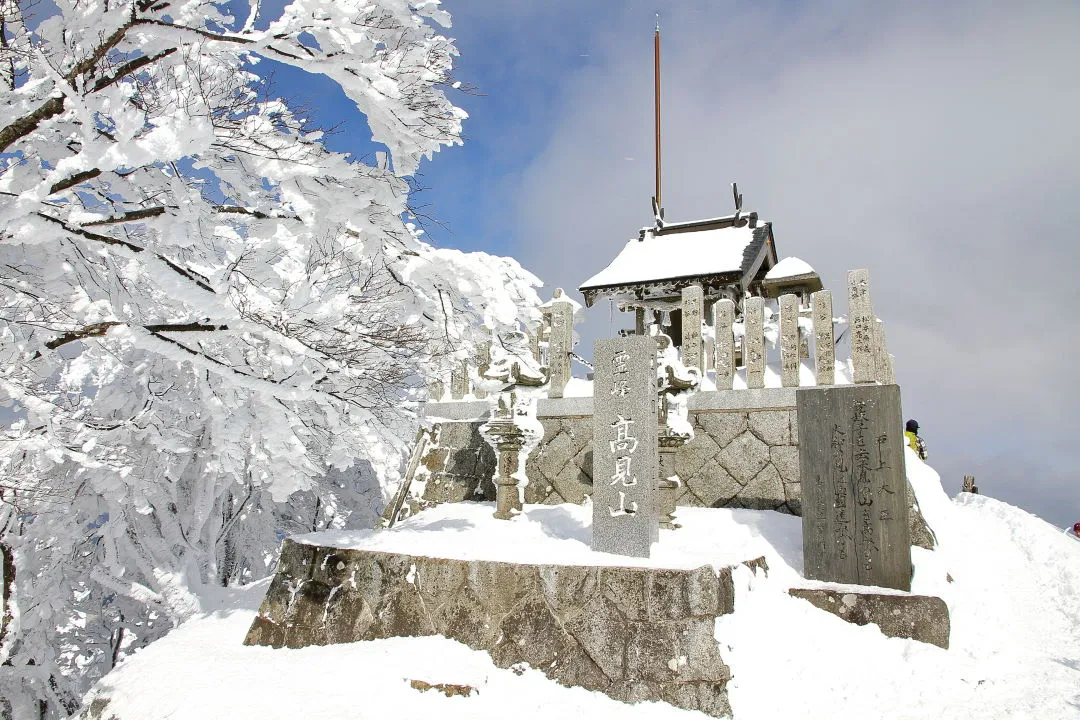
[245,29,951,719]
[246,190,952,717]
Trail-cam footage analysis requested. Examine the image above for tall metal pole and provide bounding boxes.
[654,14,662,211]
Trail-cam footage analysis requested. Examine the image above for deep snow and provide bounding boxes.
[77,453,1080,719]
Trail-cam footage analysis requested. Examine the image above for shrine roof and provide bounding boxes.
[578,213,774,305]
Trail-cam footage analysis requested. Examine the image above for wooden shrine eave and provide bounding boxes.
[581,271,743,308]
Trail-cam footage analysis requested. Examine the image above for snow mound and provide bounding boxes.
[764,256,815,279]
[77,460,1080,720]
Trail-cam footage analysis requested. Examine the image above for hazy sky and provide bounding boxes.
[291,0,1080,528]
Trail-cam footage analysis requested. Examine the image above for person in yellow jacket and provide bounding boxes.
[905,419,927,460]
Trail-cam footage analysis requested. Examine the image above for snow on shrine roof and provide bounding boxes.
[766,256,816,280]
[578,213,771,296]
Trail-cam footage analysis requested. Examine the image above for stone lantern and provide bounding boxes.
[479,392,542,520]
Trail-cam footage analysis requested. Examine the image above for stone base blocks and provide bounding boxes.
[789,587,950,649]
[246,541,739,717]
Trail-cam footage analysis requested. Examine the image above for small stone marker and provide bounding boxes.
[797,384,912,591]
[779,294,799,388]
[681,285,704,373]
[592,336,658,558]
[811,290,835,386]
[847,269,876,384]
[450,360,469,400]
[546,301,573,399]
[744,296,766,389]
[713,299,735,390]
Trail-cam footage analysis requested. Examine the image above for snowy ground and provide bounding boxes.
[79,454,1080,719]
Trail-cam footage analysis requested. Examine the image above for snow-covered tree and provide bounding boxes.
[0,1,542,715]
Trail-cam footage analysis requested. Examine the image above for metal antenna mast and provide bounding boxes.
[653,12,662,214]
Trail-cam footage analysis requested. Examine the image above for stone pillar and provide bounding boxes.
[712,297,738,390]
[713,299,735,390]
[635,307,646,335]
[744,296,766,389]
[680,285,704,373]
[472,339,491,400]
[873,319,891,385]
[427,378,445,403]
[528,325,541,363]
[450,360,469,400]
[592,336,659,558]
[547,302,573,399]
[658,434,686,530]
[779,293,800,388]
[848,269,876,384]
[812,290,835,386]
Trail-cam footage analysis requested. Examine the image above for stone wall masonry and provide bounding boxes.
[422,390,800,514]
[245,542,738,717]
[419,391,935,537]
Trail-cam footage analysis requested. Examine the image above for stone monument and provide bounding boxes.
[812,289,834,386]
[680,284,704,373]
[744,296,766,389]
[592,335,658,557]
[713,298,735,390]
[847,269,876,384]
[779,293,799,388]
[797,384,912,591]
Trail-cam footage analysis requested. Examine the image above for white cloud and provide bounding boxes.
[509,0,1080,527]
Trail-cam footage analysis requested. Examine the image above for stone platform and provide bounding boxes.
[245,539,750,717]
[789,587,951,648]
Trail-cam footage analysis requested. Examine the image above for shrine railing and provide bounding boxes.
[428,268,894,403]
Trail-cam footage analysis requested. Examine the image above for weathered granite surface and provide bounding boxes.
[788,587,950,649]
[245,541,739,717]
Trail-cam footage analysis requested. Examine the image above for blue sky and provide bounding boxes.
[302,0,1076,530]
